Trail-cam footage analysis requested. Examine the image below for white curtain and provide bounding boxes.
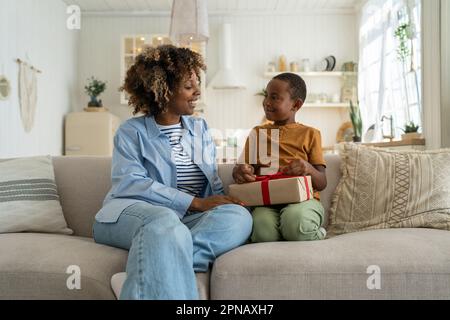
[358,0,421,142]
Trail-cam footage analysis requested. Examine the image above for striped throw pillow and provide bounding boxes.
[0,156,73,234]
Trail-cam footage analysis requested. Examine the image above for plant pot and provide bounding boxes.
[401,132,422,141]
[353,136,362,143]
[88,96,102,107]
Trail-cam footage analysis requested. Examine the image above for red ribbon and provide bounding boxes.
[255,173,311,206]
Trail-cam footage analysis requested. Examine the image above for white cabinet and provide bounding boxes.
[263,71,357,108]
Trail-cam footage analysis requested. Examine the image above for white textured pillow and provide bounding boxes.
[0,156,73,234]
[328,144,450,237]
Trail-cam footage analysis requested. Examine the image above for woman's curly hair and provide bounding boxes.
[121,45,206,116]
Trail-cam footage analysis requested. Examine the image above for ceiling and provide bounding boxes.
[63,0,364,14]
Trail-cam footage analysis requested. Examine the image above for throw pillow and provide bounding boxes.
[327,143,450,237]
[0,156,73,234]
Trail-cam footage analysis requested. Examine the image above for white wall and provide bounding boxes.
[442,0,450,148]
[205,15,357,148]
[0,0,79,158]
[78,13,358,147]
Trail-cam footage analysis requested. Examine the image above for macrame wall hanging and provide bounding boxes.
[16,58,41,133]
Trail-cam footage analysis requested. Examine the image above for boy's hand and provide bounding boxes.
[280,160,312,176]
[233,164,256,184]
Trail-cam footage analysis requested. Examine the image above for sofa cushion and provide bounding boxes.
[110,271,210,300]
[0,233,127,299]
[211,228,450,300]
[328,144,450,237]
[53,156,112,237]
[0,156,72,235]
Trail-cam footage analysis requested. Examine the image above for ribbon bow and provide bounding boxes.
[255,172,311,206]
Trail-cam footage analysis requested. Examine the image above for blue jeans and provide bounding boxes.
[93,202,252,300]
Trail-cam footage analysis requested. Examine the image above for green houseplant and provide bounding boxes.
[349,100,362,142]
[400,121,421,140]
[394,23,413,62]
[255,88,267,97]
[84,76,107,107]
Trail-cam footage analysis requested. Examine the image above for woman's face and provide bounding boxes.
[166,72,201,116]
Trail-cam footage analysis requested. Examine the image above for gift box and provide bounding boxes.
[228,174,313,207]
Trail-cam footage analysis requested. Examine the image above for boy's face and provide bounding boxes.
[263,79,301,125]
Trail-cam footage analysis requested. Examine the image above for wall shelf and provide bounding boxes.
[303,103,349,108]
[263,70,357,110]
[264,71,357,78]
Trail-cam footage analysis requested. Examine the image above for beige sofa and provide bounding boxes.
[1,155,450,299]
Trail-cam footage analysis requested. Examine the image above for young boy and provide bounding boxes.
[233,73,327,242]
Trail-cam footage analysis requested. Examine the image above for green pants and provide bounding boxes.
[251,199,325,243]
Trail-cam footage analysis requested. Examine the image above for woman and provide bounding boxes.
[93,45,252,300]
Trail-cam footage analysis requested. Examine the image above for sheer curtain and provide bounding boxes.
[358,0,421,142]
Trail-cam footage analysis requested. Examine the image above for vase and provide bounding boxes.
[401,132,422,141]
[353,136,362,143]
[88,96,102,107]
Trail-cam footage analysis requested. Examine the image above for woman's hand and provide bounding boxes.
[232,164,256,184]
[280,160,312,176]
[190,195,246,212]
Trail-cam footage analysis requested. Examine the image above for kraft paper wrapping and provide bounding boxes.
[229,176,313,207]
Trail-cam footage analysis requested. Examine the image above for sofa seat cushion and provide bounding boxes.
[211,228,450,300]
[110,271,210,300]
[0,233,127,299]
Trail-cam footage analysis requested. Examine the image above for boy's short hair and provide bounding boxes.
[273,73,307,103]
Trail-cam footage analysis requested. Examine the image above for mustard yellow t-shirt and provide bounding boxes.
[240,122,326,199]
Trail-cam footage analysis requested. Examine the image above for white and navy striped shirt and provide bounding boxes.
[157,122,207,197]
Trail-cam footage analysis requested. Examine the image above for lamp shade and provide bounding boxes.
[169,0,209,45]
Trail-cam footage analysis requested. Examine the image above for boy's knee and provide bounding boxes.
[280,206,323,241]
[252,208,276,228]
[251,227,281,243]
[251,208,281,243]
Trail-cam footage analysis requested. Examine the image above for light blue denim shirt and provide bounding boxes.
[95,115,224,223]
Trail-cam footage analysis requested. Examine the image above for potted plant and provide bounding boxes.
[400,121,421,140]
[349,100,362,142]
[394,22,414,62]
[84,76,107,108]
[255,88,267,97]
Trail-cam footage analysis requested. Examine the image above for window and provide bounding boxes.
[359,0,421,141]
[120,35,172,105]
